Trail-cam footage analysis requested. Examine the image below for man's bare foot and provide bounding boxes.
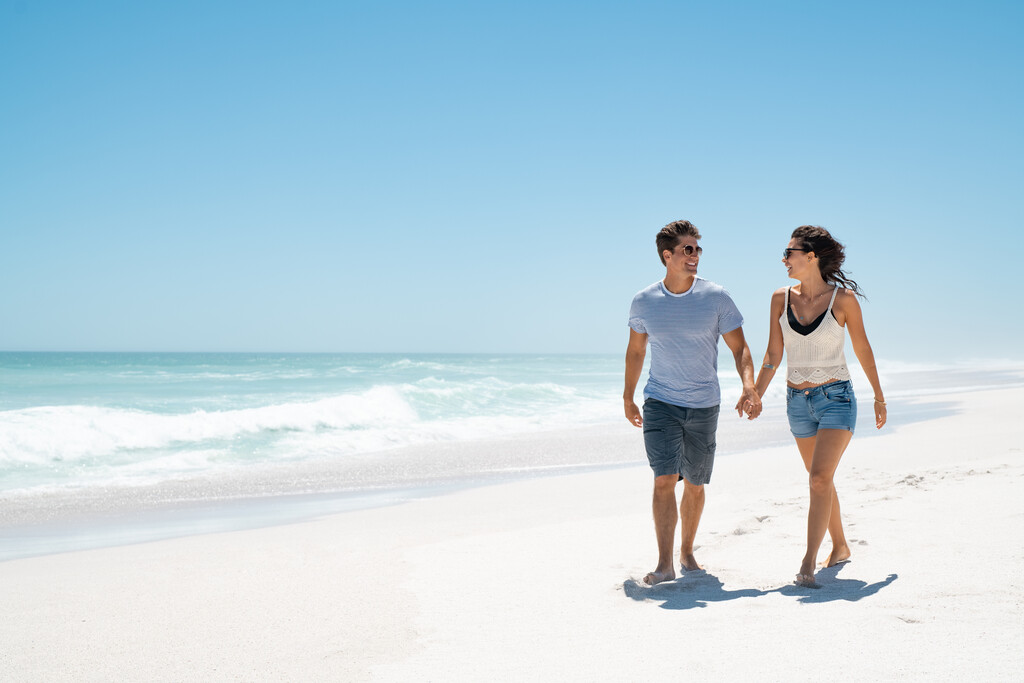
[794,572,820,588]
[679,553,703,572]
[643,569,676,585]
[822,545,852,568]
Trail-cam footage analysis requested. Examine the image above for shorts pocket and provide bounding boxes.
[823,385,852,403]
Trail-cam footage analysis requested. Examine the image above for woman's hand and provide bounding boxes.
[737,387,762,420]
[874,399,887,429]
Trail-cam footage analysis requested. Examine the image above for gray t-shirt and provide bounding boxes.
[628,278,744,408]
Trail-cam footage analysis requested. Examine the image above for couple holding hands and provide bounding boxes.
[624,220,886,588]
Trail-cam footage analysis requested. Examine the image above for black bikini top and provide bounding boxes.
[787,293,838,336]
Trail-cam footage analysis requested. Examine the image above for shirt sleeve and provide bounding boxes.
[628,296,647,334]
[718,291,744,334]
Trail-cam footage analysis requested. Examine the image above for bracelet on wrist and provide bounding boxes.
[874,398,886,405]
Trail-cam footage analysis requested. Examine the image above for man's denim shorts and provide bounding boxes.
[642,398,720,485]
[786,380,857,438]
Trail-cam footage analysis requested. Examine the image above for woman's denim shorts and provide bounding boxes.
[786,380,857,438]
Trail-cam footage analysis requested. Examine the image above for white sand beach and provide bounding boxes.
[2,384,1022,681]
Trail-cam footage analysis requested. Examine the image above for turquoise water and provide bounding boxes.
[0,353,634,494]
[4,353,1023,560]
[5,352,1021,500]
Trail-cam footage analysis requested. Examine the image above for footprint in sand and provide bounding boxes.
[731,515,774,536]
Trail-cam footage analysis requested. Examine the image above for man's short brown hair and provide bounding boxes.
[656,220,702,265]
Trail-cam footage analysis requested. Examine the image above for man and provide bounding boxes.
[624,220,761,586]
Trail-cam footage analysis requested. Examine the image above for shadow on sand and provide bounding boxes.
[623,564,898,609]
[622,570,767,610]
[780,564,899,604]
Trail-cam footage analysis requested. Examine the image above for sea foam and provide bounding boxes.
[0,354,623,493]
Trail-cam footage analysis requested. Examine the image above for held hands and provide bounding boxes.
[627,391,762,426]
[624,400,643,428]
[736,388,762,420]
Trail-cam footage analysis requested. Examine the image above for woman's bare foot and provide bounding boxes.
[795,558,819,587]
[643,568,676,585]
[679,553,703,572]
[794,572,820,588]
[822,545,851,568]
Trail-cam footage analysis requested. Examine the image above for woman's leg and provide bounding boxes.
[794,436,850,566]
[797,428,853,585]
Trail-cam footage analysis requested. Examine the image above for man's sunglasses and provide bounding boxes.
[783,248,810,259]
[676,245,703,256]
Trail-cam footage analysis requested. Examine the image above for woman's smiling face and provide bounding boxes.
[782,238,813,278]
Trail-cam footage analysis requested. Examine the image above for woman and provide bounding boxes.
[753,225,887,587]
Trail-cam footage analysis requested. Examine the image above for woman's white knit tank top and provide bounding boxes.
[781,286,851,385]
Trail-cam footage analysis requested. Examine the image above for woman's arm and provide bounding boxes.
[837,290,887,429]
[753,288,786,399]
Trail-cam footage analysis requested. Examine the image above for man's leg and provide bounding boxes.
[677,405,717,572]
[678,477,705,571]
[645,474,679,585]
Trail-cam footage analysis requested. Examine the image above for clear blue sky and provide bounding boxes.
[2,1,1021,360]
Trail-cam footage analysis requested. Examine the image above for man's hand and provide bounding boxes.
[721,327,760,421]
[624,400,643,427]
[735,388,762,420]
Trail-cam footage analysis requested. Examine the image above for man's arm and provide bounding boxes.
[721,326,762,419]
[623,328,648,427]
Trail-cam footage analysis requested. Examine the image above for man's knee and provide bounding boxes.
[681,478,705,495]
[653,474,678,493]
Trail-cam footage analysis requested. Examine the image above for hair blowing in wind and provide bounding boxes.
[791,225,864,297]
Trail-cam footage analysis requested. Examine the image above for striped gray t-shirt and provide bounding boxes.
[628,278,744,408]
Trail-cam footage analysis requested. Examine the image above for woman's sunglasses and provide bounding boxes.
[783,248,810,259]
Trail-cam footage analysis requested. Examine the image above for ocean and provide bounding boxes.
[3,352,1022,560]
[6,352,1024,497]
[0,352,637,495]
